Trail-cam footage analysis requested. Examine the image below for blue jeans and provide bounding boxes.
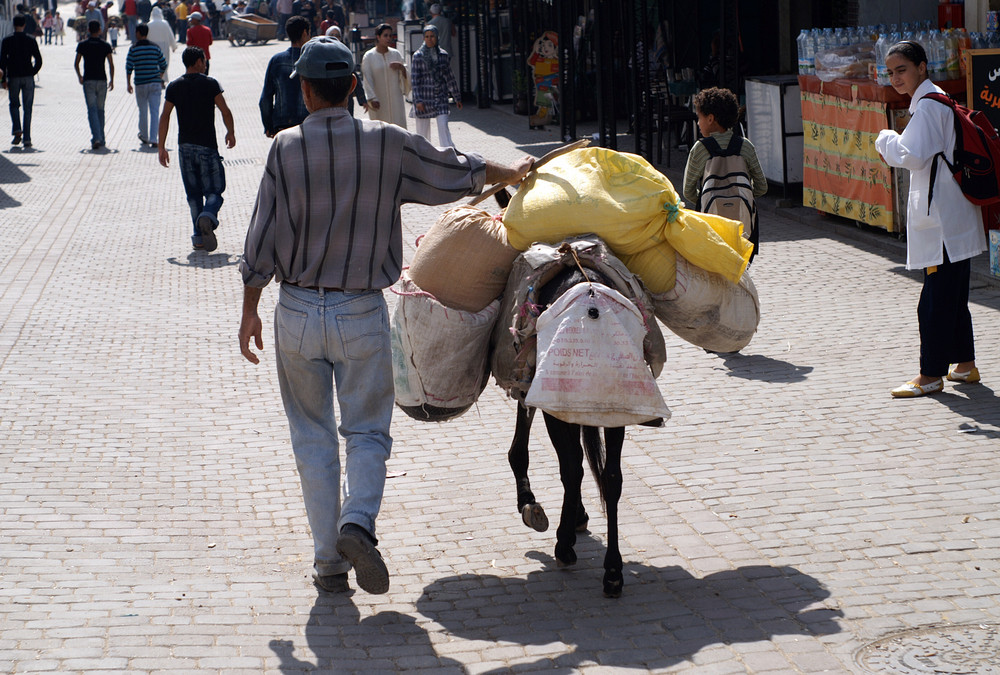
[135,82,161,142]
[7,76,34,143]
[82,80,108,144]
[178,143,226,238]
[276,12,290,38]
[274,284,393,577]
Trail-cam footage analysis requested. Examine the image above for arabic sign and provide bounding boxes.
[967,49,1000,131]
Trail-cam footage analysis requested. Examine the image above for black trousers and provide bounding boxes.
[918,250,975,377]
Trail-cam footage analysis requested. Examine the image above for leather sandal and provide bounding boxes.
[891,378,944,398]
[947,366,981,383]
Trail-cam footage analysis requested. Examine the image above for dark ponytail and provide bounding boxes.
[887,40,928,67]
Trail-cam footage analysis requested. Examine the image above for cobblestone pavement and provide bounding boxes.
[3,10,1000,674]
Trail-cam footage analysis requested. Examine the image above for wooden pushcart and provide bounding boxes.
[227,14,277,46]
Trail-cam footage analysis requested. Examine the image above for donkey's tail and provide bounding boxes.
[581,426,607,510]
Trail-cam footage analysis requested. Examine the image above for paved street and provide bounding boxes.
[3,11,1000,674]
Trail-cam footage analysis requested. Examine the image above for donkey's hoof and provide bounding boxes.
[555,543,577,567]
[603,570,624,598]
[521,503,549,532]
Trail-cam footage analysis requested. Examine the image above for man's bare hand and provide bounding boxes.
[506,155,535,185]
[239,311,263,364]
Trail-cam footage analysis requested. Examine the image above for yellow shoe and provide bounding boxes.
[891,378,944,398]
[947,366,981,383]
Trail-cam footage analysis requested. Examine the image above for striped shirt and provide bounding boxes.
[125,40,166,86]
[240,106,487,291]
[682,129,768,206]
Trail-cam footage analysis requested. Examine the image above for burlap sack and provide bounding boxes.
[390,274,499,421]
[650,254,760,353]
[408,206,520,312]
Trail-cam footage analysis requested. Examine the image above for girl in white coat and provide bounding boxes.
[875,41,986,398]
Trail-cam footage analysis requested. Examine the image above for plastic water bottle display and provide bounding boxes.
[945,30,960,79]
[797,29,808,74]
[875,33,890,85]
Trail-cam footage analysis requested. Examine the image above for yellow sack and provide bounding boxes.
[619,246,676,296]
[502,147,753,290]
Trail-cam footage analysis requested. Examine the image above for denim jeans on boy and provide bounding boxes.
[274,284,393,577]
[82,80,108,144]
[7,76,34,144]
[135,82,161,143]
[178,143,226,241]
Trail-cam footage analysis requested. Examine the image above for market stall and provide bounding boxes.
[799,74,966,233]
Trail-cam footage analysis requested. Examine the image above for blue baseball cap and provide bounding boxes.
[291,36,355,79]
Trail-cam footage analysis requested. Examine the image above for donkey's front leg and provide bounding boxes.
[510,404,548,531]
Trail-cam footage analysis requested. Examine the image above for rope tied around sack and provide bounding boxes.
[663,199,681,223]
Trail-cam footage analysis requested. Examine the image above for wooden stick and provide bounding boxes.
[467,138,592,207]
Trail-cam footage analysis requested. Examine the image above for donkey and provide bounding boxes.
[507,266,628,598]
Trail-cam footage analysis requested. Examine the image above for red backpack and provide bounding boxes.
[925,92,1000,224]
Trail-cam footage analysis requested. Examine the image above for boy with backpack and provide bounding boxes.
[682,86,768,262]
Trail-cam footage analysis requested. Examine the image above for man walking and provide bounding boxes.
[259,15,309,137]
[126,23,167,146]
[74,21,115,150]
[185,12,212,74]
[274,0,292,40]
[237,36,532,596]
[121,0,139,42]
[157,46,235,252]
[84,1,105,34]
[0,14,43,148]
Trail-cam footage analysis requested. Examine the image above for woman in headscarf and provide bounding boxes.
[409,24,461,147]
[147,6,177,82]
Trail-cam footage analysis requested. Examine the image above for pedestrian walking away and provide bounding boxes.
[258,15,309,137]
[237,35,534,597]
[175,0,189,43]
[126,23,167,146]
[325,24,366,116]
[683,86,767,263]
[0,13,43,148]
[875,40,987,398]
[74,20,115,150]
[54,11,65,45]
[147,6,178,81]
[185,12,212,74]
[157,46,235,252]
[274,0,291,40]
[361,23,409,129]
[122,0,139,42]
[426,3,452,54]
[409,24,459,147]
[84,1,105,35]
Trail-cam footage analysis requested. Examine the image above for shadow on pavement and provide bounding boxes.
[167,251,240,268]
[712,352,814,383]
[0,152,30,209]
[416,563,843,672]
[270,602,464,673]
[936,384,1000,436]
